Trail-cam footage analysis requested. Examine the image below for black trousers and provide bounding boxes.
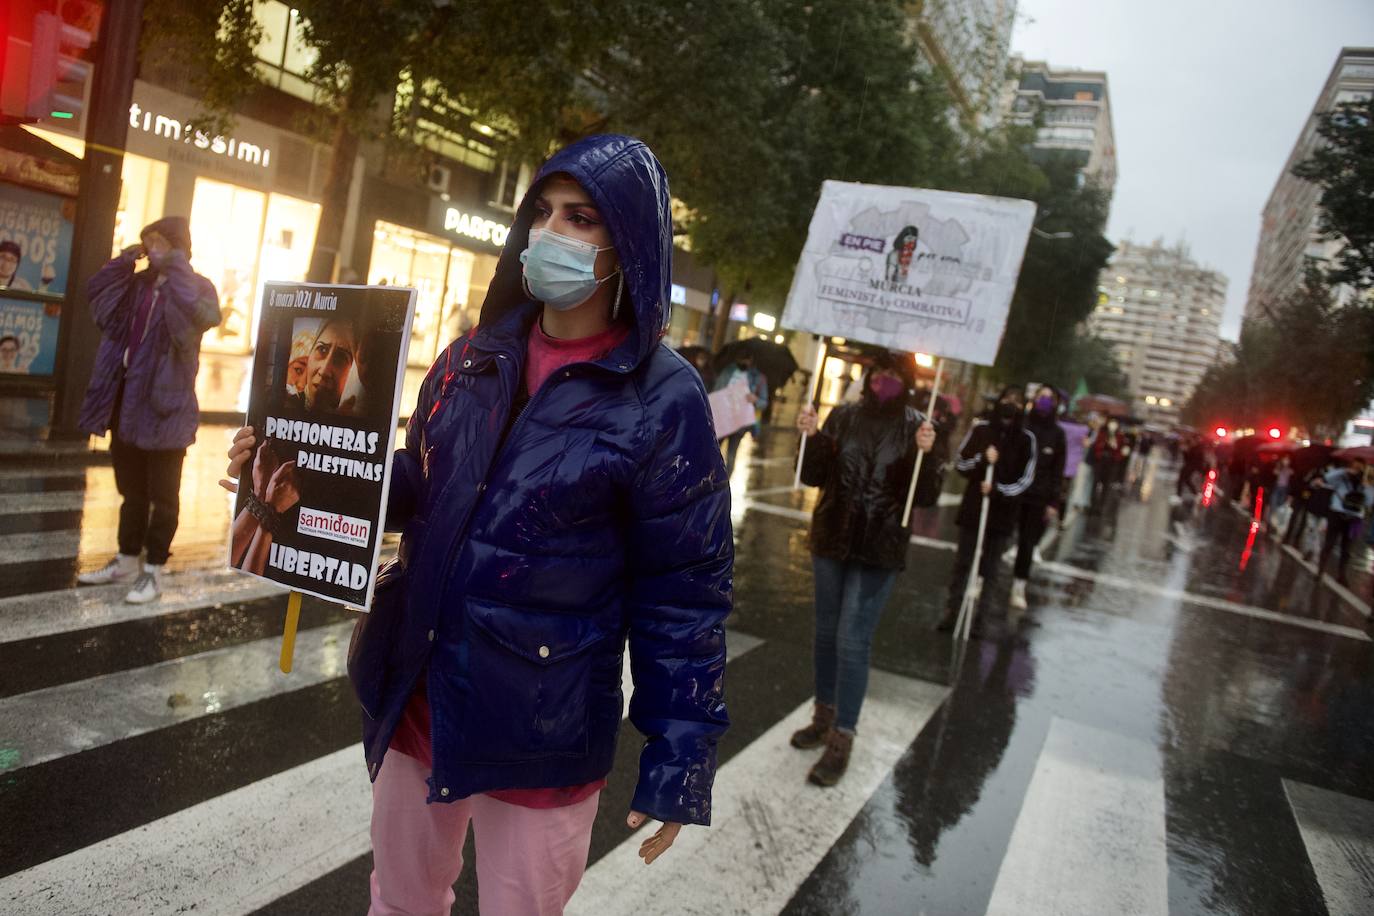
[110,435,185,566]
[1318,516,1353,581]
[947,523,1010,612]
[1014,500,1049,579]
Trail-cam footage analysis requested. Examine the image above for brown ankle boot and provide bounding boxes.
[807,729,854,786]
[789,702,836,750]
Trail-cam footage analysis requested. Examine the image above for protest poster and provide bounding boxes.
[0,295,61,376]
[228,282,416,609]
[0,183,75,297]
[780,180,1035,366]
[709,381,757,439]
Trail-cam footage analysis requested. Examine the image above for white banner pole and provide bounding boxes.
[902,356,946,522]
[794,337,829,490]
[956,462,996,641]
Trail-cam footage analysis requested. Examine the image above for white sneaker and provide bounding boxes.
[124,565,164,604]
[78,554,141,586]
[1010,578,1029,610]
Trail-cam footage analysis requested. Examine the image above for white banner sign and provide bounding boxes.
[781,181,1036,366]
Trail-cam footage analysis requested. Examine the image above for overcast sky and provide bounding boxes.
[1011,0,1374,340]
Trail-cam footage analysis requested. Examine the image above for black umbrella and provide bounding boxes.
[713,338,799,392]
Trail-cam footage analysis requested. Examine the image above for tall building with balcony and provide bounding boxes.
[908,0,1018,127]
[1002,57,1116,195]
[1089,240,1226,426]
[1245,47,1374,322]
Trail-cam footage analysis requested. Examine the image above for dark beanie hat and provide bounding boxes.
[141,216,192,253]
[0,240,21,258]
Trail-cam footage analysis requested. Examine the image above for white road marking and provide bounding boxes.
[568,670,949,916]
[0,528,229,566]
[0,632,764,914]
[0,491,120,515]
[1039,561,1371,643]
[740,497,958,552]
[986,718,1167,916]
[0,569,288,644]
[0,621,357,773]
[1283,779,1374,916]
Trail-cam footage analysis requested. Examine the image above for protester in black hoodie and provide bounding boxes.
[1011,385,1067,612]
[938,385,1037,635]
[795,350,941,786]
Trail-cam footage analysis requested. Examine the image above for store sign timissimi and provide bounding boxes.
[127,102,272,168]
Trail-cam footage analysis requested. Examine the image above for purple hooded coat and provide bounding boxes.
[77,218,221,451]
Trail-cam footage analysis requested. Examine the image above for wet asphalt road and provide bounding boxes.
[1,426,1372,915]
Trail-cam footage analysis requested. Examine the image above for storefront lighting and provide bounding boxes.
[443,208,510,247]
[823,358,846,380]
[1145,396,1157,405]
[752,312,777,332]
[914,353,934,368]
[774,334,785,344]
[1159,398,1171,407]
[50,111,74,119]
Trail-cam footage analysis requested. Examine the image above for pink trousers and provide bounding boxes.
[368,752,601,916]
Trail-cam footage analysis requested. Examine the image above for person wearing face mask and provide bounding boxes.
[223,135,731,914]
[77,217,220,604]
[937,386,1037,636]
[1010,386,1067,613]
[1088,417,1130,510]
[794,350,940,786]
[714,351,769,475]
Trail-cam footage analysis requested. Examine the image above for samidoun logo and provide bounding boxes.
[297,507,372,548]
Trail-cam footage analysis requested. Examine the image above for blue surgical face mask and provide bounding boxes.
[519,228,618,311]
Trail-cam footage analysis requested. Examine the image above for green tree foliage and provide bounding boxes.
[1184,274,1374,437]
[1291,95,1374,292]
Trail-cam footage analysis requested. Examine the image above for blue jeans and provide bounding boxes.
[811,555,900,733]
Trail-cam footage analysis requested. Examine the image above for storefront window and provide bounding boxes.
[369,222,448,367]
[191,177,266,355]
[257,192,321,317]
[111,154,169,255]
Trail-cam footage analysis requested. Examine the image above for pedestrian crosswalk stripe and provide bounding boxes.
[985,717,1167,915]
[566,670,949,916]
[0,467,94,481]
[0,491,120,515]
[1283,779,1374,916]
[0,744,372,916]
[0,621,357,774]
[0,528,230,567]
[1039,560,1372,642]
[0,569,287,644]
[0,632,764,914]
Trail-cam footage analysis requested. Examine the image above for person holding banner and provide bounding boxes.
[792,350,941,787]
[228,135,731,915]
[937,386,1037,636]
[77,217,220,604]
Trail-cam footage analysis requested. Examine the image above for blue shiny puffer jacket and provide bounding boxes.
[347,135,733,826]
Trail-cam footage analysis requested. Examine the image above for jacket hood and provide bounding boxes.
[141,216,192,253]
[479,134,673,368]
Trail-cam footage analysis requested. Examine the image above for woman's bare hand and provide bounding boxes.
[219,426,256,494]
[797,405,819,437]
[627,811,682,865]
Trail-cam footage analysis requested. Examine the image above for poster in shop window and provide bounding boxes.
[781,180,1035,366]
[228,282,416,609]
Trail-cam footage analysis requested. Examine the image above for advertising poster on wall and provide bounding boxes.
[781,180,1035,366]
[228,282,416,609]
[0,295,62,376]
[0,183,76,297]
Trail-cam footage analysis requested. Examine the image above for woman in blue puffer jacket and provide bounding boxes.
[224,135,732,914]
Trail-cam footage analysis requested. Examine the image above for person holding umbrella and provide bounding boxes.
[714,346,770,475]
[938,386,1037,636]
[793,350,940,786]
[1318,453,1374,585]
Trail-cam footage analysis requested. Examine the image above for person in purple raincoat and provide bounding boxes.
[76,217,220,604]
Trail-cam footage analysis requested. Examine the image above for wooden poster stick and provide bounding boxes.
[902,356,946,522]
[279,591,302,674]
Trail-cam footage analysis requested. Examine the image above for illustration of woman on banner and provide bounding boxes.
[222,134,732,913]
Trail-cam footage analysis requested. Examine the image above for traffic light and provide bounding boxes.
[0,2,100,133]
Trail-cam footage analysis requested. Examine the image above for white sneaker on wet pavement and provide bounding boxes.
[1010,578,1028,610]
[124,565,164,604]
[77,554,142,586]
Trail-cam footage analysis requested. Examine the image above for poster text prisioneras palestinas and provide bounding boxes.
[228,282,416,610]
[781,180,1036,366]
